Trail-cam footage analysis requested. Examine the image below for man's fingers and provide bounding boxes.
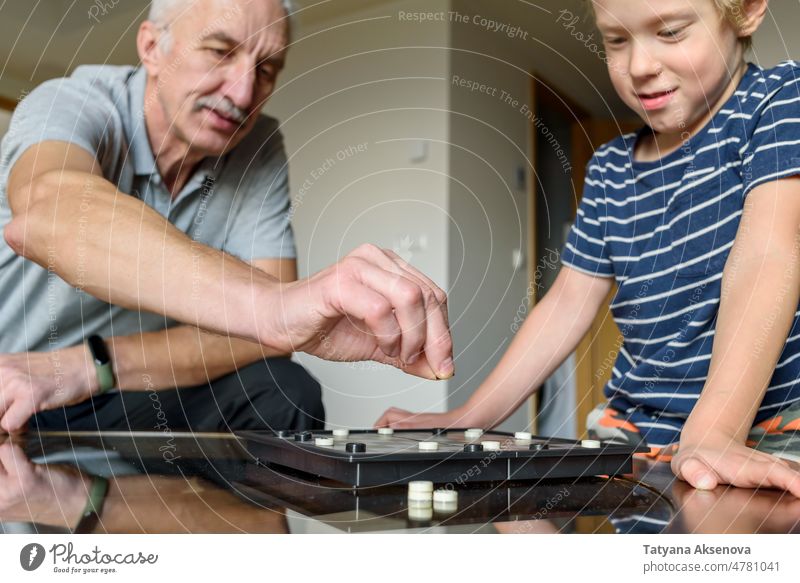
[379,247,454,378]
[0,442,13,475]
[369,350,437,380]
[346,259,428,364]
[383,249,448,305]
[0,403,29,435]
[0,441,34,482]
[0,386,9,433]
[420,304,453,379]
[677,456,719,490]
[355,246,450,331]
[335,286,403,359]
[349,246,453,378]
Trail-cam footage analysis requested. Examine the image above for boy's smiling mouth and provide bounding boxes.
[637,88,677,111]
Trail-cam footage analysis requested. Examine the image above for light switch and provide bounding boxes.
[410,141,429,163]
[512,248,526,272]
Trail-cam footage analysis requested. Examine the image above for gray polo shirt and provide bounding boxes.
[0,65,295,354]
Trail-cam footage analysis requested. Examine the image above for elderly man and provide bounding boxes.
[0,0,453,434]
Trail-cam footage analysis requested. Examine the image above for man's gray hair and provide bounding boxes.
[149,0,295,51]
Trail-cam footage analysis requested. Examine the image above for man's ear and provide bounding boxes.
[738,0,769,38]
[137,20,166,77]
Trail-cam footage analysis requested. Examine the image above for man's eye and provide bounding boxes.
[208,47,229,57]
[605,37,626,47]
[257,64,279,82]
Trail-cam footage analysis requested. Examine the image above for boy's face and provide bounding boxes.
[594,0,744,137]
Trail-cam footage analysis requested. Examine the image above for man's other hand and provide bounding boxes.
[0,347,96,433]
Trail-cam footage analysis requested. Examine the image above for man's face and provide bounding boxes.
[151,0,288,156]
[593,0,743,138]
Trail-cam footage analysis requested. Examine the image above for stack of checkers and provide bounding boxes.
[407,481,458,521]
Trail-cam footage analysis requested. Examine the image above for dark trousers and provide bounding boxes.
[32,358,325,433]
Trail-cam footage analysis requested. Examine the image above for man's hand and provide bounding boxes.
[0,347,97,433]
[672,432,800,498]
[270,245,454,380]
[0,440,90,527]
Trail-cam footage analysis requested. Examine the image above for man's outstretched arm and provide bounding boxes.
[107,258,298,391]
[5,141,282,350]
[1,141,453,433]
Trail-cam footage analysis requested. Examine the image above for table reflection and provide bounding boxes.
[0,434,288,534]
[1,433,797,534]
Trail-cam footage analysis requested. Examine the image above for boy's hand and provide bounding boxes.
[375,406,475,430]
[672,432,800,498]
[670,475,800,533]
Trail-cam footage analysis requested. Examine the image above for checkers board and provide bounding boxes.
[236,428,647,488]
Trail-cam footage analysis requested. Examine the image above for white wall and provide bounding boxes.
[0,109,12,137]
[267,0,453,428]
[752,1,800,65]
[444,0,633,433]
[446,7,532,432]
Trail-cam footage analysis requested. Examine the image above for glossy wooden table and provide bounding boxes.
[1,432,797,534]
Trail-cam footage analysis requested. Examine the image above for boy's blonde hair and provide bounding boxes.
[586,0,754,51]
[713,0,754,50]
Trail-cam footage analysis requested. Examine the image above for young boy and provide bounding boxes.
[378,0,800,496]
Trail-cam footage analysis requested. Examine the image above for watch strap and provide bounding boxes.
[73,475,109,534]
[86,335,115,394]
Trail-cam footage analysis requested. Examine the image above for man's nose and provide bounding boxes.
[222,58,256,112]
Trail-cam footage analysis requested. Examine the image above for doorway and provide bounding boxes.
[528,75,639,439]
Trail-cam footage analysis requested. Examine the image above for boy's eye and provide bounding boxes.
[659,26,688,40]
[604,37,627,47]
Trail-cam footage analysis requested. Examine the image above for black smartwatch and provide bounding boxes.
[86,335,115,394]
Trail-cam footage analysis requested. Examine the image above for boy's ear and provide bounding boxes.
[738,0,769,38]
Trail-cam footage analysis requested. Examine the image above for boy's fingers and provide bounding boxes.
[678,456,719,491]
[760,462,800,498]
[374,408,413,428]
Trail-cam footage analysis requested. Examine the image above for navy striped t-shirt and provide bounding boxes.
[561,61,800,448]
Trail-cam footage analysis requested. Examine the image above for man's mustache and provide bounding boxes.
[193,96,247,124]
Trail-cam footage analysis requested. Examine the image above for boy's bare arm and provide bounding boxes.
[376,265,613,429]
[675,177,800,496]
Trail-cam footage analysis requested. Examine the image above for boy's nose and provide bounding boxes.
[628,42,662,80]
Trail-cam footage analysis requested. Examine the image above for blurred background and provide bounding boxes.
[1,0,798,435]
